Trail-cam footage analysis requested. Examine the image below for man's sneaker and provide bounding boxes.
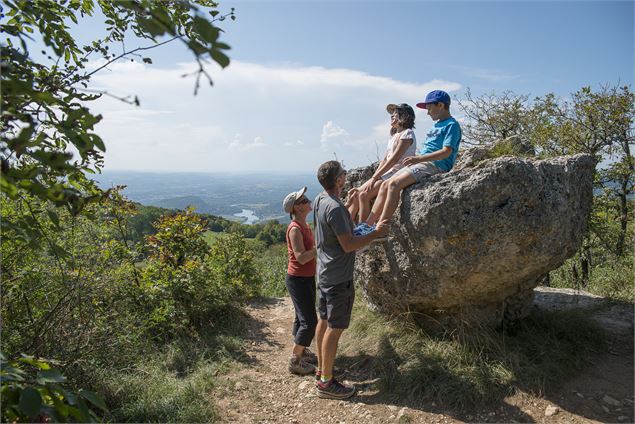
[288,355,315,376]
[315,378,356,399]
[314,368,346,382]
[302,348,318,365]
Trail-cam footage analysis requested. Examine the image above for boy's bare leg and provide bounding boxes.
[358,180,383,223]
[378,172,417,223]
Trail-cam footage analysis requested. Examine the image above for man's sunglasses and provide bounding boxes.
[295,197,310,205]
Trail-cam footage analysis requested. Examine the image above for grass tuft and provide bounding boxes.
[87,306,248,423]
[340,300,607,410]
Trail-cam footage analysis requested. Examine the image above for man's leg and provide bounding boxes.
[358,180,383,224]
[315,318,328,372]
[378,172,416,223]
[320,327,344,378]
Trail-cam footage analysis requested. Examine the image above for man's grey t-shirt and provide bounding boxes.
[313,191,356,287]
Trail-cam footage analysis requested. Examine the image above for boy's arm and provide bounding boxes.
[403,146,452,166]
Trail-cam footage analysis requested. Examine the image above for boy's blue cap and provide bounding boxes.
[416,90,451,109]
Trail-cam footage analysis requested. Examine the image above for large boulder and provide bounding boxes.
[346,146,595,327]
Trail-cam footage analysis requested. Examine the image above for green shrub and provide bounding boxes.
[255,243,289,297]
[1,353,107,423]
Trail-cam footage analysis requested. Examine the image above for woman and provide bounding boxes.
[282,186,318,375]
[348,103,416,231]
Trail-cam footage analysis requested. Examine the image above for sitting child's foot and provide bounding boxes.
[353,222,375,236]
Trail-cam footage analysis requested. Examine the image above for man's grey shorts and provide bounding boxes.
[393,162,444,183]
[318,280,355,329]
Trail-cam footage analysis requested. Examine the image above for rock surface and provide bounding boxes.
[347,148,595,326]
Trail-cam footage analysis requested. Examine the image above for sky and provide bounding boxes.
[40,1,635,173]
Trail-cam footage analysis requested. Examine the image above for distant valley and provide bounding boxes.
[91,171,325,224]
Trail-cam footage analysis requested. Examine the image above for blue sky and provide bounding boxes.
[57,1,634,172]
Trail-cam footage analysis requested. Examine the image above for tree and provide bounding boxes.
[1,0,234,232]
[456,88,535,146]
[532,85,634,257]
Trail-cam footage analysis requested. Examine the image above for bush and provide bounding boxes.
[1,353,107,423]
[255,243,289,297]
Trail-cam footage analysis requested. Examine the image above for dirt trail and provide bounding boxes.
[213,297,634,423]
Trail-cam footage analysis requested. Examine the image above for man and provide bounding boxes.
[312,160,389,399]
[365,90,462,225]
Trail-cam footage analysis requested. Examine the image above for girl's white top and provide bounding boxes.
[381,128,416,178]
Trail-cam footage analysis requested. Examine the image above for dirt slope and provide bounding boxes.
[212,297,634,424]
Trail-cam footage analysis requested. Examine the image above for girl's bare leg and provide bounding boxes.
[366,183,389,226]
[358,180,383,223]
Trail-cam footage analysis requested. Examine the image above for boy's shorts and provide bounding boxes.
[394,162,444,184]
[380,169,397,181]
[318,280,355,329]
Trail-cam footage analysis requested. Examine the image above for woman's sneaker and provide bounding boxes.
[315,378,356,399]
[302,348,318,364]
[288,355,315,375]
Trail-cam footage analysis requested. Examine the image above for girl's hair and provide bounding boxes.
[390,106,416,135]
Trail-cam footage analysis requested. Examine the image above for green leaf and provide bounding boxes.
[76,397,92,422]
[192,16,219,43]
[51,391,70,418]
[91,134,106,152]
[19,355,51,370]
[214,42,231,51]
[64,48,70,62]
[137,17,166,37]
[19,387,42,418]
[210,49,230,68]
[79,390,108,411]
[36,369,66,384]
[47,210,60,228]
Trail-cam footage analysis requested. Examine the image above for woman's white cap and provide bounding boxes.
[283,186,307,213]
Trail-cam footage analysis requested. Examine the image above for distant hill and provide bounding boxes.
[156,196,213,213]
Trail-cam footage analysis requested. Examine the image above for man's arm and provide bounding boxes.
[289,227,316,265]
[335,220,389,253]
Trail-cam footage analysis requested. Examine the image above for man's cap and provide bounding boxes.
[386,103,415,117]
[283,186,307,214]
[416,90,451,109]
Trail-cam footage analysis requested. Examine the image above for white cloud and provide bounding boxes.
[320,121,350,151]
[88,59,463,172]
[449,65,520,82]
[228,134,267,151]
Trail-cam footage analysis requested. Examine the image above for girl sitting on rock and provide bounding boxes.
[347,103,416,234]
